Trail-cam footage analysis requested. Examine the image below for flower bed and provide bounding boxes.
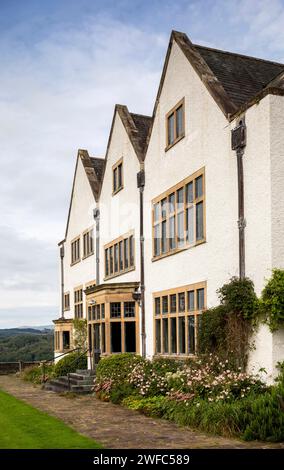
[94,354,284,442]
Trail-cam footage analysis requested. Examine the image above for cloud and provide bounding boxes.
[0,225,57,311]
[211,0,284,61]
[0,13,166,326]
[0,306,56,329]
[1,1,284,327]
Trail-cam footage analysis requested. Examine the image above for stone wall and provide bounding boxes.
[0,361,42,375]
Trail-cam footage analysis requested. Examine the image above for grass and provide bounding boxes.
[0,389,102,449]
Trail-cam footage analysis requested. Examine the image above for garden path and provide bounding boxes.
[0,375,282,449]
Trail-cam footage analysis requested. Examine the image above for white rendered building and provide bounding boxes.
[55,31,284,381]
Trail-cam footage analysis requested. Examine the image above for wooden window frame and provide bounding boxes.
[165,98,185,151]
[153,281,206,357]
[88,298,139,355]
[152,167,205,261]
[64,292,70,311]
[104,231,135,280]
[71,236,81,265]
[74,286,83,319]
[112,158,124,195]
[82,227,94,259]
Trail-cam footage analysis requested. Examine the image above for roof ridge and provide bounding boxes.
[193,43,284,67]
[130,112,152,119]
[90,156,105,161]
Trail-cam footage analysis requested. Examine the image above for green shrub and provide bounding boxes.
[122,395,166,417]
[54,352,87,377]
[109,383,137,404]
[217,276,259,320]
[96,353,145,383]
[198,277,259,369]
[96,353,284,442]
[198,306,227,355]
[276,361,284,385]
[152,357,182,374]
[241,386,284,442]
[22,364,55,384]
[122,391,284,442]
[261,269,284,331]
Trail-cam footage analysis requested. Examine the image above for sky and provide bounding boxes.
[1,0,284,328]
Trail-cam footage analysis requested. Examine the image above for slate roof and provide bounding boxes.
[194,44,284,109]
[153,31,284,121]
[107,105,152,163]
[130,113,152,157]
[90,156,105,182]
[79,150,105,201]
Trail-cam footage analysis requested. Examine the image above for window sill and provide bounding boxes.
[165,134,185,152]
[70,259,81,267]
[104,265,135,281]
[82,252,94,261]
[152,239,206,262]
[112,186,124,196]
[154,353,196,360]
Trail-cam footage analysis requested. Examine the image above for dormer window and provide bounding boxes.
[113,158,123,194]
[166,98,185,150]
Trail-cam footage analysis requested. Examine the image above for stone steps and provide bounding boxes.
[44,369,96,395]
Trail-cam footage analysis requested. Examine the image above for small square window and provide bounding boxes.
[110,302,121,318]
[124,302,135,318]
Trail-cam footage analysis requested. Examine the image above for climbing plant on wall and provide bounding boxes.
[72,319,87,351]
[199,277,259,370]
[261,269,284,332]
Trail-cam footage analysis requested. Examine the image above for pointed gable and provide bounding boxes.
[106,105,152,164]
[63,150,104,241]
[152,30,284,123]
[79,149,105,201]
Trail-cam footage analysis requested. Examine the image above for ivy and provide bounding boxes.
[198,306,227,356]
[261,269,284,332]
[199,277,258,369]
[217,276,259,321]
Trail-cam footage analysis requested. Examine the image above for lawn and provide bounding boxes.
[0,389,101,449]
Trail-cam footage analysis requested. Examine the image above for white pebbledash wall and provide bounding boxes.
[99,112,141,285]
[247,94,284,382]
[61,157,97,322]
[143,40,284,381]
[144,40,239,358]
[58,39,284,380]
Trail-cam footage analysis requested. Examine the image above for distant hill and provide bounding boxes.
[20,325,54,331]
[0,328,54,362]
[0,327,53,337]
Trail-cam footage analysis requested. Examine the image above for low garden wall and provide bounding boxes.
[0,361,42,375]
